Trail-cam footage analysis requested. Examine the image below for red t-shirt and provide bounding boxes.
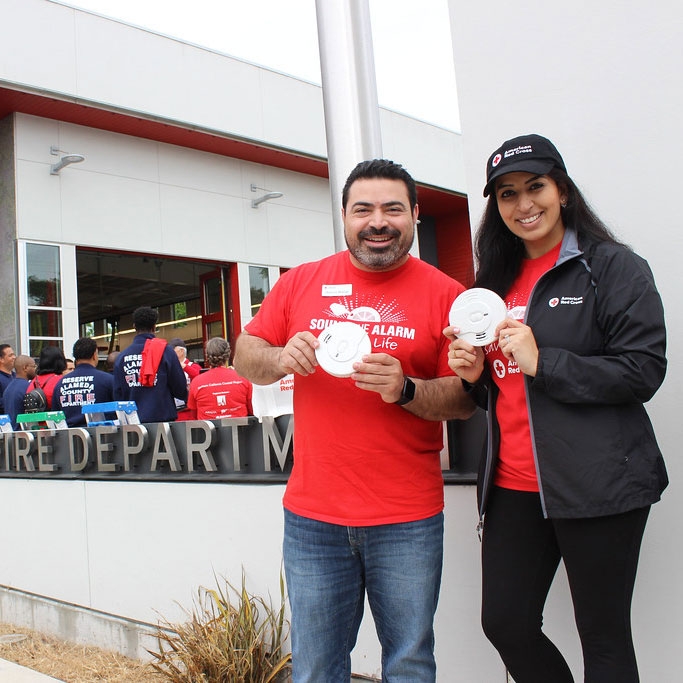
[26,373,61,411]
[187,366,253,419]
[182,359,201,382]
[245,251,464,526]
[485,242,561,491]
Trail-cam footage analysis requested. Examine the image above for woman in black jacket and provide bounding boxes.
[445,134,667,683]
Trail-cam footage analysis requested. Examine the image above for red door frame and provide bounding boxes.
[199,263,240,361]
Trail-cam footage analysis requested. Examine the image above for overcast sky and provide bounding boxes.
[55,0,461,131]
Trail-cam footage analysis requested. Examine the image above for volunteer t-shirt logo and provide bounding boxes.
[328,302,381,322]
[324,294,407,326]
[310,293,416,351]
[549,297,560,308]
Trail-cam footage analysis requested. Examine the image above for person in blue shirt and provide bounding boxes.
[0,344,17,413]
[2,355,37,428]
[53,337,114,427]
[113,307,187,423]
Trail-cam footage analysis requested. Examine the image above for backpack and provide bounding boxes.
[23,376,52,413]
[23,386,48,413]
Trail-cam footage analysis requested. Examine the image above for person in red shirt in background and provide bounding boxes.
[168,338,201,383]
[187,337,252,419]
[26,345,67,410]
[168,337,201,420]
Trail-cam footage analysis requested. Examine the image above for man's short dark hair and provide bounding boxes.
[133,307,158,332]
[341,159,418,211]
[72,337,98,361]
[0,344,11,358]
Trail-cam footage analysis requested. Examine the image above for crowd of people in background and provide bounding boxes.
[0,307,254,430]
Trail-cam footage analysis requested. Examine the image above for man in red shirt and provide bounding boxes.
[234,159,475,682]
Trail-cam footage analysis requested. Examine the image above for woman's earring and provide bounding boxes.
[561,199,567,208]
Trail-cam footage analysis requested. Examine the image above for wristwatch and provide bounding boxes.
[395,376,416,406]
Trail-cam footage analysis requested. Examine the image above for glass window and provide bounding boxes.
[29,339,60,358]
[27,243,61,307]
[25,242,64,358]
[204,277,221,315]
[29,310,63,337]
[206,320,223,339]
[249,266,270,315]
[173,301,188,328]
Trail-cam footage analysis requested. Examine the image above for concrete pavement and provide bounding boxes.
[0,658,62,681]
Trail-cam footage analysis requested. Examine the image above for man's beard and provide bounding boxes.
[345,226,414,270]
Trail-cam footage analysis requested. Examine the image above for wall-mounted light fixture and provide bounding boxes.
[250,183,283,209]
[50,145,85,175]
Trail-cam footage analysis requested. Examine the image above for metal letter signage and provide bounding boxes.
[0,416,294,483]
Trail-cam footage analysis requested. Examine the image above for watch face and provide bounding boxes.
[396,377,415,405]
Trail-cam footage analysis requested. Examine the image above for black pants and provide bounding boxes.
[481,486,650,683]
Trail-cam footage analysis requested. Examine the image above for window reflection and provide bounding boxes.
[29,310,63,337]
[204,277,221,315]
[249,266,270,315]
[27,243,61,307]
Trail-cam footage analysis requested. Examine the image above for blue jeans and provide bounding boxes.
[283,509,444,683]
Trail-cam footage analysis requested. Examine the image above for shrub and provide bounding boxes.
[149,570,291,682]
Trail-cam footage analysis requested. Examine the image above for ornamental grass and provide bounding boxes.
[149,570,291,682]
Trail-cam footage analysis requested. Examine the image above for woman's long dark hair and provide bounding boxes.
[36,345,66,375]
[473,168,627,297]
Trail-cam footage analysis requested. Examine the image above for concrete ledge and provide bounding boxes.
[0,586,380,681]
[0,586,160,661]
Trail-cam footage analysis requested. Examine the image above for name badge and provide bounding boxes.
[322,284,352,297]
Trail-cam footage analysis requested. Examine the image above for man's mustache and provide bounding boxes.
[358,226,401,239]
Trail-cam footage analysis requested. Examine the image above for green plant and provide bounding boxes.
[149,569,291,682]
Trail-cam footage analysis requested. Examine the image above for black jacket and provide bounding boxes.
[474,229,668,520]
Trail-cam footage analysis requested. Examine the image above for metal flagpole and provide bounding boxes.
[315,0,383,253]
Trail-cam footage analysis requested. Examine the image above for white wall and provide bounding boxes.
[0,0,466,195]
[3,0,326,159]
[11,108,466,272]
[14,114,334,268]
[0,477,498,680]
[449,1,683,680]
[0,1,517,679]
[0,479,288,640]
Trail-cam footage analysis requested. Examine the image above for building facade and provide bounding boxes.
[0,1,491,680]
[2,0,678,679]
[0,0,473,365]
